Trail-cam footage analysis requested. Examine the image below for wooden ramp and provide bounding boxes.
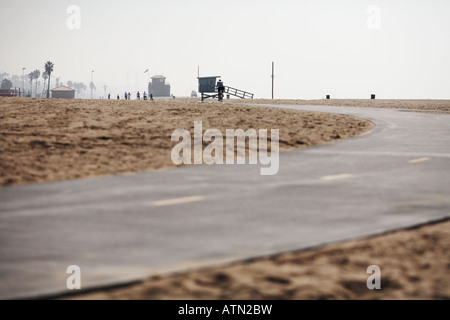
[201,86,254,101]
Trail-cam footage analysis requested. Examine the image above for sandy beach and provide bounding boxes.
[0,97,373,186]
[237,99,450,114]
[72,219,450,300]
[1,97,448,300]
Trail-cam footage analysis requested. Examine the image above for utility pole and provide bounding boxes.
[90,70,94,99]
[146,68,150,97]
[271,62,274,100]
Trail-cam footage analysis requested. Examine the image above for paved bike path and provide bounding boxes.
[0,104,449,299]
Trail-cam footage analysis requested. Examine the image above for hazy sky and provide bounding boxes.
[1,0,449,99]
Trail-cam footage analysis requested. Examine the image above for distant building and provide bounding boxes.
[148,75,171,97]
[51,86,75,99]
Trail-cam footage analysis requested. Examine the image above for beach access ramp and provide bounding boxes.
[198,76,254,101]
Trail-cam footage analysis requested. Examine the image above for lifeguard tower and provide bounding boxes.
[198,76,254,101]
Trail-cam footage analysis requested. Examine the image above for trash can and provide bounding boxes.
[326,95,330,100]
[371,94,376,100]
[227,94,230,100]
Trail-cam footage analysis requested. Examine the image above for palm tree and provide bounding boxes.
[27,70,41,97]
[81,82,87,99]
[73,82,80,98]
[89,81,96,99]
[28,72,34,97]
[11,75,19,88]
[33,70,40,97]
[42,71,48,97]
[44,61,54,98]
[73,82,87,99]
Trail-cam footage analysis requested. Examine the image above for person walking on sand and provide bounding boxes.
[150,93,153,101]
[128,92,131,100]
[137,91,140,100]
[124,92,127,100]
[117,94,120,100]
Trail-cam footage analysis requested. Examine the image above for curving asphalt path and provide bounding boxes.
[0,104,449,299]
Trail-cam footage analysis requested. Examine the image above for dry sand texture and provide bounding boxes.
[236,99,450,114]
[71,219,450,300]
[1,97,448,300]
[0,97,373,186]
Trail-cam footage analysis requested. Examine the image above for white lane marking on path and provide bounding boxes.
[151,196,207,207]
[320,173,353,181]
[408,157,432,164]
[305,150,450,159]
